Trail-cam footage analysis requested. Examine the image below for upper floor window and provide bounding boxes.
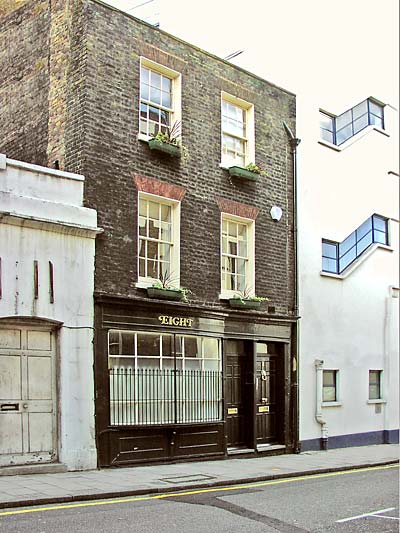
[319,98,385,146]
[221,92,254,168]
[322,214,389,274]
[138,193,180,286]
[221,214,255,296]
[139,58,181,140]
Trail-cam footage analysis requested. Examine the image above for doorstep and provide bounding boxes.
[0,462,68,476]
[257,444,286,453]
[227,447,255,456]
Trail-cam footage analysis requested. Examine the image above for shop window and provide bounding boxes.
[108,331,222,425]
[322,214,389,274]
[138,193,180,286]
[139,58,181,140]
[369,370,382,400]
[322,370,338,402]
[221,214,255,297]
[221,92,254,168]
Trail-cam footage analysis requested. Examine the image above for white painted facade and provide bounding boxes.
[0,154,100,471]
[297,98,399,449]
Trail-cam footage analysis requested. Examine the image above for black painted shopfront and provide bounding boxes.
[94,296,297,467]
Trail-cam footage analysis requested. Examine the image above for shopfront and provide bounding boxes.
[94,296,297,467]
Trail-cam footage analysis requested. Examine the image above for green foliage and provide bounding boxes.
[232,286,269,303]
[245,162,268,177]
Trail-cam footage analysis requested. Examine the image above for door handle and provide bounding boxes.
[1,403,19,411]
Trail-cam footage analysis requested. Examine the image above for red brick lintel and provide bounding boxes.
[216,197,259,220]
[133,174,186,202]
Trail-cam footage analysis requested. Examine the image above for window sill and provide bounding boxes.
[136,280,153,289]
[367,399,386,405]
[137,133,150,142]
[322,401,342,407]
[320,243,393,279]
[318,125,390,152]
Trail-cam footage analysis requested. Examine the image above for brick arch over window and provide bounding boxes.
[133,174,186,201]
[216,197,259,220]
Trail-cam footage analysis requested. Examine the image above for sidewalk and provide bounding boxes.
[0,444,398,509]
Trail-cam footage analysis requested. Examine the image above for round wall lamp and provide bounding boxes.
[270,206,283,222]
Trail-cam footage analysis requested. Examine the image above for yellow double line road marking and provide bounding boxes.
[0,463,398,517]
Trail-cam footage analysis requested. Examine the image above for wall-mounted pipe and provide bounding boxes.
[315,358,328,450]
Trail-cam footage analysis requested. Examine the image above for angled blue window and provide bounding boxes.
[322,215,389,274]
[320,98,385,146]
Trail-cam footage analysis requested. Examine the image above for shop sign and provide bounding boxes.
[227,408,238,415]
[158,315,194,327]
[258,405,270,413]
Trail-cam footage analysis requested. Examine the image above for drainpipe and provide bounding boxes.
[283,122,301,453]
[315,359,328,450]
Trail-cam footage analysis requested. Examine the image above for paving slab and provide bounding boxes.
[0,444,397,509]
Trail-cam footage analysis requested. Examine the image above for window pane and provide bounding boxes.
[322,241,338,259]
[151,71,161,89]
[323,370,335,386]
[121,332,135,355]
[139,216,147,237]
[322,257,337,273]
[336,110,352,130]
[150,87,161,105]
[109,331,120,355]
[369,114,383,128]
[339,232,356,257]
[137,333,160,357]
[203,338,219,359]
[336,124,352,145]
[357,232,373,254]
[321,129,334,143]
[339,248,356,271]
[320,113,334,130]
[356,218,372,239]
[184,337,201,358]
[373,230,387,245]
[352,100,368,119]
[323,370,336,402]
[369,370,381,399]
[162,335,173,357]
[369,101,383,118]
[373,216,387,232]
[140,82,149,101]
[353,114,369,135]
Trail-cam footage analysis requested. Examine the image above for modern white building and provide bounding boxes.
[297,97,399,449]
[0,155,100,472]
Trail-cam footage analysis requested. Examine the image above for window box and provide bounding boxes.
[228,298,261,310]
[228,166,259,181]
[148,138,181,158]
[146,287,184,301]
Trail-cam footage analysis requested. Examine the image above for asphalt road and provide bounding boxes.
[0,464,398,532]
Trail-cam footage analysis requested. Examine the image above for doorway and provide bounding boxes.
[255,342,284,445]
[224,340,253,449]
[0,326,57,466]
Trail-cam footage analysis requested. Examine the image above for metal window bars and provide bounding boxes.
[109,368,223,426]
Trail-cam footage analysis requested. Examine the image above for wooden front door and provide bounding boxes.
[225,340,252,448]
[255,342,283,445]
[0,327,57,466]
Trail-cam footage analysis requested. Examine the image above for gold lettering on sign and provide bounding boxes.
[158,315,194,328]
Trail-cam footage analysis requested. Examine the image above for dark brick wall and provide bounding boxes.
[0,0,296,316]
[0,0,50,166]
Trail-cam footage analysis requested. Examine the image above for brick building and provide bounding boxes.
[0,0,298,467]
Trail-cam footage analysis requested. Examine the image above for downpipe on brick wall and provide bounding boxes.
[283,122,301,453]
[315,359,328,450]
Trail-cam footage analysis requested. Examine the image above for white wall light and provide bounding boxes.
[270,206,283,222]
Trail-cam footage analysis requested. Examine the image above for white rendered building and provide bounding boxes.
[297,97,399,450]
[0,155,100,472]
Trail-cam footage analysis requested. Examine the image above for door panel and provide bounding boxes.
[225,340,252,448]
[256,342,283,445]
[0,327,56,466]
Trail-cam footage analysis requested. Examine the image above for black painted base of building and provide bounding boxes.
[300,429,399,451]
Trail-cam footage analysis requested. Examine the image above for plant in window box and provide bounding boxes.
[148,121,186,158]
[146,271,191,302]
[228,287,269,310]
[228,162,267,181]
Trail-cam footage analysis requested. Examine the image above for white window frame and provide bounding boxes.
[322,369,341,405]
[219,212,255,299]
[136,192,181,288]
[138,57,182,141]
[220,91,255,168]
[368,369,385,403]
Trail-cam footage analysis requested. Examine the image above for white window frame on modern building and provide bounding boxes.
[368,369,385,404]
[221,92,255,168]
[138,57,182,141]
[137,192,180,288]
[322,369,341,406]
[220,213,255,299]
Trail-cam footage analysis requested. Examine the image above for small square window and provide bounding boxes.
[369,370,382,400]
[323,370,338,402]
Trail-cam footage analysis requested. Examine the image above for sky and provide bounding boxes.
[103,0,399,111]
